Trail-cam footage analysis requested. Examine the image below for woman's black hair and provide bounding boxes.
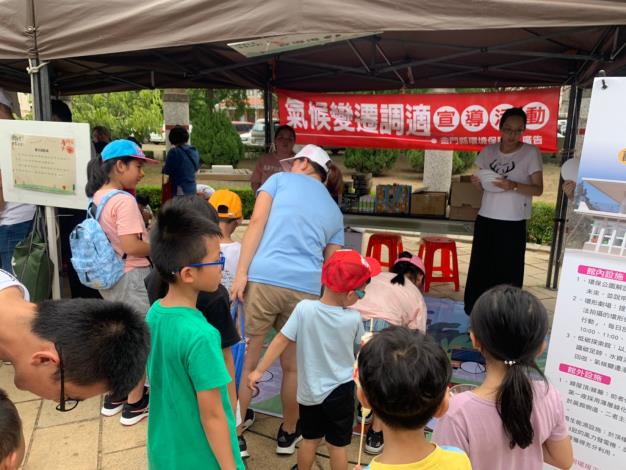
[168,125,189,145]
[307,160,344,202]
[499,107,527,130]
[274,124,296,141]
[390,251,423,286]
[85,156,135,197]
[470,285,548,449]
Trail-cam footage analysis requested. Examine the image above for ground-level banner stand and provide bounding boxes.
[546,77,626,470]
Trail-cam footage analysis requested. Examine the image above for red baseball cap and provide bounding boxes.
[322,249,382,293]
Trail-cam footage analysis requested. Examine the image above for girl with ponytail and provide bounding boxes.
[85,140,158,425]
[351,251,427,454]
[433,285,573,470]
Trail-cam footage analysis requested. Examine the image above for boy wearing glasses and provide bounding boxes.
[249,249,380,470]
[146,200,243,469]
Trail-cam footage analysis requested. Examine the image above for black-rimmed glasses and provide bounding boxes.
[55,344,79,412]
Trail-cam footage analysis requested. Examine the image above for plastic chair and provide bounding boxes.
[418,236,460,292]
[366,233,404,268]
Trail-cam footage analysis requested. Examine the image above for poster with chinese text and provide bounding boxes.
[546,77,626,470]
[0,120,90,210]
[278,88,559,152]
[11,134,76,195]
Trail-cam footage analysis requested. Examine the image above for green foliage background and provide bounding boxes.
[71,91,163,143]
[344,148,399,176]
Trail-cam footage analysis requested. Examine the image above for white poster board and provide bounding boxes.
[546,77,626,470]
[0,120,91,210]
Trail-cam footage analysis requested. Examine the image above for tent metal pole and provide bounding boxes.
[263,69,273,151]
[545,85,582,289]
[29,60,62,300]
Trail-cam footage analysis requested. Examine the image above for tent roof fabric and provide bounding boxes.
[1,1,625,93]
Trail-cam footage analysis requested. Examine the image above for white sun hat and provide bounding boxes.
[279,144,331,172]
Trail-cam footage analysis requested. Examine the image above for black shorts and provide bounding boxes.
[299,381,355,447]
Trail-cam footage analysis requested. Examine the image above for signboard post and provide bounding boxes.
[545,77,626,470]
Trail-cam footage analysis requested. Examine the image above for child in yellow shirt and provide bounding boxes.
[355,327,472,470]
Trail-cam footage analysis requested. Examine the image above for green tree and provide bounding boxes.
[188,89,250,123]
[71,90,163,142]
[192,111,243,167]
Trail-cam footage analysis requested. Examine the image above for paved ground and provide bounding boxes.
[1,231,557,470]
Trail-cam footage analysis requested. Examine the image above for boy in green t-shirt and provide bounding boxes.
[146,197,244,470]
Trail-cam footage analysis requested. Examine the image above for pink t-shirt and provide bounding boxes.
[93,189,150,273]
[352,272,427,331]
[432,380,569,470]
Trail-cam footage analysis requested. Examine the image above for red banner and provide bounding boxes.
[278,88,560,152]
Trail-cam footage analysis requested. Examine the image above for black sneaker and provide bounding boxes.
[238,434,249,459]
[101,394,127,417]
[241,408,255,431]
[357,404,373,425]
[365,428,384,455]
[276,422,302,455]
[120,387,149,426]
[290,465,298,470]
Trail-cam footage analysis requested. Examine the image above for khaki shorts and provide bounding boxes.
[245,282,318,336]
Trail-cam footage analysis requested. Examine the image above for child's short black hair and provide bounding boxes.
[358,326,451,430]
[33,299,150,398]
[168,125,189,145]
[0,389,22,462]
[150,196,222,283]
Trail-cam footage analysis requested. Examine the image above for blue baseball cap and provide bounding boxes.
[100,139,159,163]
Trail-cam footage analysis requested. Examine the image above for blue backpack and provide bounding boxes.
[70,190,130,290]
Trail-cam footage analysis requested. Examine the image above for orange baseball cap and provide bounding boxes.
[209,189,243,219]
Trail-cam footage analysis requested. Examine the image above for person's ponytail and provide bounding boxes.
[390,251,420,286]
[85,156,134,197]
[497,361,536,449]
[85,157,108,197]
[470,286,549,450]
[325,163,344,202]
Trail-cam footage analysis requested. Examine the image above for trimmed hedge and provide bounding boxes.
[528,202,555,245]
[136,185,256,219]
[344,148,399,176]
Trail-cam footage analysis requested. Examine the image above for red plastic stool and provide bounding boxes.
[418,236,460,292]
[366,233,404,268]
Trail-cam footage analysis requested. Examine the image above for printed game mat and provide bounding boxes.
[250,296,548,418]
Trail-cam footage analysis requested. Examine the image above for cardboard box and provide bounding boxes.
[450,181,482,208]
[449,205,480,221]
[375,184,412,214]
[410,191,447,217]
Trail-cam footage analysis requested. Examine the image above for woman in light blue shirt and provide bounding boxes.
[231,144,344,459]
